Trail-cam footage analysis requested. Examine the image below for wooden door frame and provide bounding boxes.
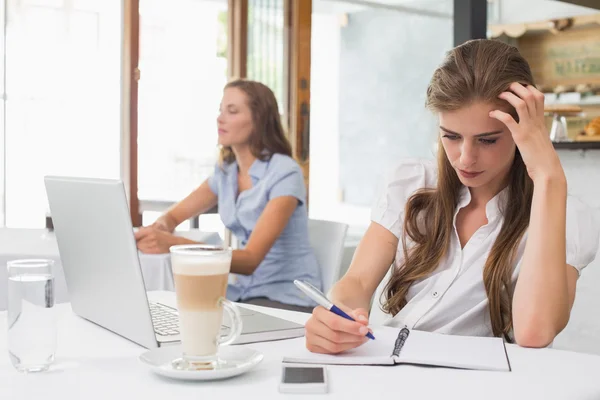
[228,0,248,79]
[124,0,141,227]
[285,0,312,197]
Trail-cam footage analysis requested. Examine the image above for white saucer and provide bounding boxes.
[139,346,264,381]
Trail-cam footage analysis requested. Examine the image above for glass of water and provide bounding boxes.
[7,259,56,372]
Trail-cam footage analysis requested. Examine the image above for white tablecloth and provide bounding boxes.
[0,229,222,310]
[1,291,600,399]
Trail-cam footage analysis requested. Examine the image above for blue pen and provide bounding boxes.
[294,280,375,340]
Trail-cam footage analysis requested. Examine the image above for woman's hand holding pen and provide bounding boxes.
[305,306,372,354]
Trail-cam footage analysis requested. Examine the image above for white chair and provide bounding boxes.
[308,219,349,295]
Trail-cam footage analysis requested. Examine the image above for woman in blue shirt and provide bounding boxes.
[135,79,321,312]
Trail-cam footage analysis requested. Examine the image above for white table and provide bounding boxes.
[0,229,222,310]
[2,291,600,400]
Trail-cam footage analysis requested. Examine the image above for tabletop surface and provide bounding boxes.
[2,291,600,400]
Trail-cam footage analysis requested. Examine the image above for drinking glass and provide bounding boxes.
[169,245,242,370]
[7,259,57,372]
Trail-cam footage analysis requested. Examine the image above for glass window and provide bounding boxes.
[3,0,122,228]
[247,0,285,113]
[137,0,227,234]
[309,0,453,233]
[0,0,5,227]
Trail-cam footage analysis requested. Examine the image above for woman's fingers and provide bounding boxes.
[305,344,330,354]
[305,306,371,354]
[498,91,529,123]
[526,84,546,119]
[305,330,368,354]
[134,226,152,240]
[137,230,171,253]
[313,306,369,336]
[137,238,157,253]
[351,308,370,325]
[489,109,519,135]
[500,82,545,121]
[508,82,537,117]
[307,316,369,344]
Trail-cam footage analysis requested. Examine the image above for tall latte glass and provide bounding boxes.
[170,245,242,370]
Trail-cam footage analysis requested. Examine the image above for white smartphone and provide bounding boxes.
[278,365,328,394]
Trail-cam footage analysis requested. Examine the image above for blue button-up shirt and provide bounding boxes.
[208,153,321,307]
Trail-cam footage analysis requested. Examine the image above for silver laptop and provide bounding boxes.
[44,176,305,349]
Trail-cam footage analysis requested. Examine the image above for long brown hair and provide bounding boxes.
[219,79,292,164]
[382,39,534,341]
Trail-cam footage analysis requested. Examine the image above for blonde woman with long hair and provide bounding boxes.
[305,39,599,352]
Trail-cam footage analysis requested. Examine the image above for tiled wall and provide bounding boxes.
[554,149,600,355]
[559,150,600,210]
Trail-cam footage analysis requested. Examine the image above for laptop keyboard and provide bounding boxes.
[149,302,180,336]
[149,301,256,337]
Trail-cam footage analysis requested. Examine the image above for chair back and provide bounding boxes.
[308,219,349,294]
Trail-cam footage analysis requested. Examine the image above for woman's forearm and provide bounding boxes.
[329,276,374,312]
[512,172,569,346]
[230,249,261,275]
[328,222,399,313]
[163,180,218,229]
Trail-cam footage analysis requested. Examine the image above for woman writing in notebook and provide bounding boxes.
[134,79,321,313]
[305,39,599,353]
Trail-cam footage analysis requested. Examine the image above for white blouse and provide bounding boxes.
[369,159,600,337]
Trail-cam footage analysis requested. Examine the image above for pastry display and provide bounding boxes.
[583,117,600,137]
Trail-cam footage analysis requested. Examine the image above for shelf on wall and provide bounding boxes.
[545,96,600,107]
[552,141,600,150]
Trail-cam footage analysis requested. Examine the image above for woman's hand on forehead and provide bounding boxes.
[488,82,564,183]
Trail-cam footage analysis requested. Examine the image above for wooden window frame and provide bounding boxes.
[125,0,312,225]
[228,0,248,79]
[285,0,312,200]
[124,0,141,226]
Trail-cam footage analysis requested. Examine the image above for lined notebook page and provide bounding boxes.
[398,330,510,372]
[282,326,401,365]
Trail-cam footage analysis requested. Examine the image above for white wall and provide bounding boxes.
[309,13,344,224]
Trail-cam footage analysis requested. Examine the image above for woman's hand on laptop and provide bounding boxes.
[134,227,195,254]
[152,213,177,233]
[305,306,371,354]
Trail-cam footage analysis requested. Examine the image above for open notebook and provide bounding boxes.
[284,326,511,372]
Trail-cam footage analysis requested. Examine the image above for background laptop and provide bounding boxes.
[44,176,305,349]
